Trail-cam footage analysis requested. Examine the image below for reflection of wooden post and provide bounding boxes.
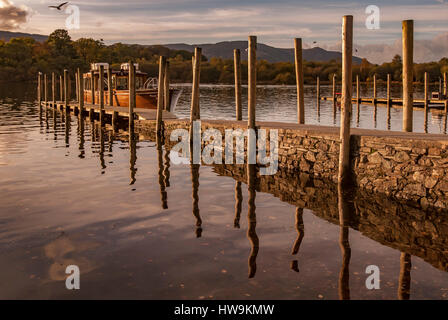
[129,61,136,130]
[64,69,69,111]
[99,65,105,124]
[157,140,168,209]
[338,15,353,185]
[52,73,56,106]
[164,61,170,111]
[129,131,137,185]
[234,181,242,228]
[108,67,113,106]
[234,49,242,121]
[248,36,257,129]
[291,207,304,273]
[191,163,202,238]
[90,70,95,105]
[157,56,166,135]
[190,48,202,122]
[247,164,258,278]
[295,38,305,124]
[338,184,351,300]
[398,252,412,300]
[316,76,320,116]
[402,20,414,132]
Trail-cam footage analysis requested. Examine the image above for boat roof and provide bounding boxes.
[83,69,148,77]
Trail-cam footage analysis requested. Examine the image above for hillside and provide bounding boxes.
[0,30,47,42]
[164,41,363,64]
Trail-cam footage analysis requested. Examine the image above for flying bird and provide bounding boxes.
[313,41,317,44]
[49,2,69,10]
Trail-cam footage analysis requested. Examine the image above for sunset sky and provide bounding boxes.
[3,0,448,63]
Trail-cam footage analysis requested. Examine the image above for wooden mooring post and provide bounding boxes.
[108,67,113,107]
[387,74,391,108]
[316,76,320,116]
[75,71,79,104]
[91,70,95,105]
[157,56,167,135]
[234,49,242,121]
[338,15,353,184]
[99,65,105,125]
[64,69,69,111]
[248,36,257,129]
[44,74,48,105]
[37,72,42,107]
[332,74,337,111]
[444,72,447,97]
[190,48,202,123]
[372,74,377,104]
[294,38,305,124]
[128,61,136,129]
[356,75,360,103]
[59,75,63,102]
[78,68,84,115]
[52,73,56,106]
[402,20,414,132]
[164,61,170,111]
[424,72,429,113]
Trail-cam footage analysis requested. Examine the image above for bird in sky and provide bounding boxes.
[313,41,317,44]
[49,2,69,10]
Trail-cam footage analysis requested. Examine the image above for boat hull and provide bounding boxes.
[84,88,179,110]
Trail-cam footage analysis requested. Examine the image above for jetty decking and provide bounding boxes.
[42,101,177,121]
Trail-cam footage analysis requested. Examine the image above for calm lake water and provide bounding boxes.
[0,82,448,300]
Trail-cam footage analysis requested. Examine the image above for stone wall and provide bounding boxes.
[135,119,448,211]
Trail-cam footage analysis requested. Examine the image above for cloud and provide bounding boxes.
[0,0,30,30]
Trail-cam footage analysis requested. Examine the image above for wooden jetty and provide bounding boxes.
[42,101,177,121]
[321,96,448,109]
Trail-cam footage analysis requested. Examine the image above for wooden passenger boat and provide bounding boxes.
[83,63,181,110]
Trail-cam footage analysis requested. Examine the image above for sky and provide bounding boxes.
[2,0,448,64]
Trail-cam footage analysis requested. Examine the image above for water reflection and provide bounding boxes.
[398,253,412,300]
[157,137,168,209]
[247,164,259,279]
[290,208,304,273]
[191,163,202,238]
[338,184,352,300]
[234,181,242,228]
[129,130,137,185]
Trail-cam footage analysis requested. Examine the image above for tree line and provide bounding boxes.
[1,29,447,85]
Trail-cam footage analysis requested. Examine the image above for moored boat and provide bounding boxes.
[83,62,181,110]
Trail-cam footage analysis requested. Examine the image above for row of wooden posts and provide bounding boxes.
[37,18,424,183]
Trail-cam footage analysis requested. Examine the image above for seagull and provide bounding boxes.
[313,41,317,44]
[49,2,69,10]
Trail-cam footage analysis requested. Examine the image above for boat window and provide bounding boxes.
[116,77,128,90]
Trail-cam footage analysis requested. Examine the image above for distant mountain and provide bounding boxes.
[0,30,47,42]
[164,41,362,64]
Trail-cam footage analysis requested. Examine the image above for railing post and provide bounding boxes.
[332,73,337,111]
[316,76,320,115]
[234,49,242,121]
[294,38,305,124]
[402,20,414,132]
[248,36,257,129]
[373,74,377,104]
[37,72,42,107]
[338,15,353,185]
[52,72,56,107]
[157,56,166,135]
[59,75,63,103]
